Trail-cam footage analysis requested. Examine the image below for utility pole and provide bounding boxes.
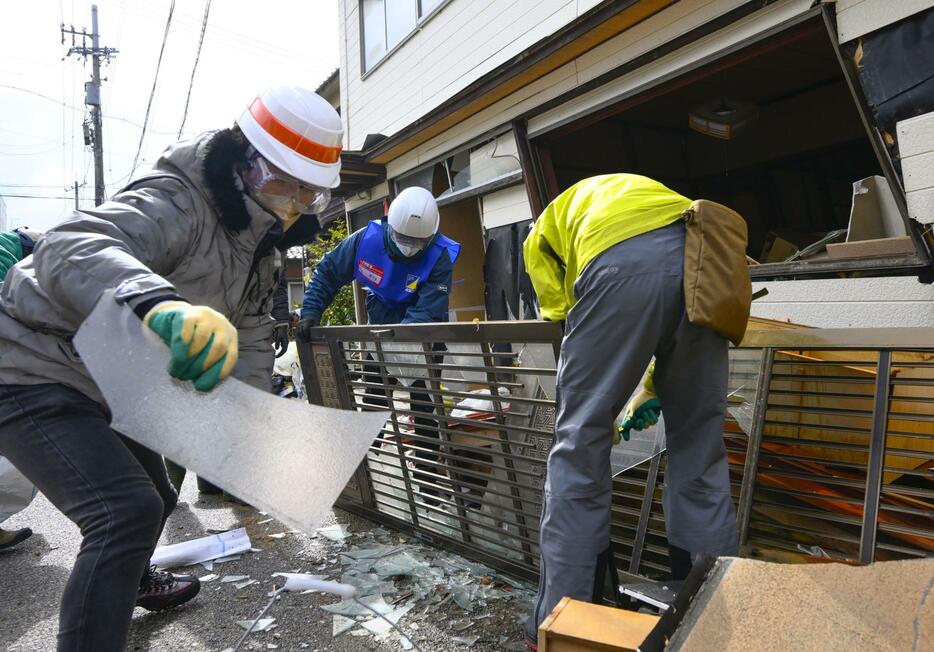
[74,181,79,210]
[62,5,117,206]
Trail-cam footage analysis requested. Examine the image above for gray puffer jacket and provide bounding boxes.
[0,129,321,405]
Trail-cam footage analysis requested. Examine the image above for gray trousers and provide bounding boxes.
[527,223,737,636]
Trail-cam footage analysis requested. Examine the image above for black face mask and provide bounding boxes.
[17,232,35,257]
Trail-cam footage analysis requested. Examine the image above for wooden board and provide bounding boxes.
[539,597,659,652]
[826,235,916,259]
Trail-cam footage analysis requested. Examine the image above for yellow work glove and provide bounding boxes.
[144,301,238,392]
[616,363,661,444]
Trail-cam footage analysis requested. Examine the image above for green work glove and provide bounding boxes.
[615,363,661,444]
[144,301,239,392]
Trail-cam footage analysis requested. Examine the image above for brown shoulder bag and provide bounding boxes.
[682,199,752,346]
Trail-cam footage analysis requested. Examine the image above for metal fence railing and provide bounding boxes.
[297,323,934,583]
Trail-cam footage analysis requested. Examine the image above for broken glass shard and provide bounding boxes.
[315,524,351,541]
[332,615,356,636]
[452,635,480,647]
[236,618,276,633]
[360,604,413,635]
[321,595,394,616]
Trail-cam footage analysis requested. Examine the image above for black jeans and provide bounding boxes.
[0,383,177,652]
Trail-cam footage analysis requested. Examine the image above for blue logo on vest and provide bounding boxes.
[404,274,420,293]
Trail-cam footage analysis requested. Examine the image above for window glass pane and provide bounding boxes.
[385,0,417,49]
[450,138,522,193]
[362,0,386,71]
[419,0,445,18]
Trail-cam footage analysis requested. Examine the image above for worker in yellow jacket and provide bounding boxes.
[522,174,737,648]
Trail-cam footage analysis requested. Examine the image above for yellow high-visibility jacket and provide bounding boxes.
[523,174,692,321]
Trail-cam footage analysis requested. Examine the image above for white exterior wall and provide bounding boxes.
[338,0,934,326]
[899,111,934,225]
[751,277,934,328]
[339,0,591,151]
[835,0,932,42]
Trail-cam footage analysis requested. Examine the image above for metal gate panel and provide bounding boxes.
[298,323,934,583]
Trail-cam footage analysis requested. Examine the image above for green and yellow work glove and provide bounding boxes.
[144,301,239,392]
[616,364,661,444]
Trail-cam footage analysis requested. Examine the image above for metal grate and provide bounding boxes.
[298,324,934,582]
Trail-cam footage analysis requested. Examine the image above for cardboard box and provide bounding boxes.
[539,597,660,652]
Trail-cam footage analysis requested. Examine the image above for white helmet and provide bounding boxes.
[387,187,440,257]
[236,86,343,189]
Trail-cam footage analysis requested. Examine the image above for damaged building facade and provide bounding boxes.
[332,0,934,327]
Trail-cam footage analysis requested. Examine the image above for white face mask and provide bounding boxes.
[395,242,422,258]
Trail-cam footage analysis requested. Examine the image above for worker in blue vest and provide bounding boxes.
[298,186,460,504]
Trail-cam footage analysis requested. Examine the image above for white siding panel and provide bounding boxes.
[906,186,934,224]
[750,277,934,328]
[897,111,934,158]
[574,0,744,84]
[902,150,934,192]
[835,0,932,42]
[529,0,813,136]
[344,0,587,149]
[898,112,934,224]
[481,185,534,229]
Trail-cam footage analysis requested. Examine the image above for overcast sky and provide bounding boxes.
[0,0,339,230]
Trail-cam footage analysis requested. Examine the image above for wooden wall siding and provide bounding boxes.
[835,0,933,43]
[899,112,934,226]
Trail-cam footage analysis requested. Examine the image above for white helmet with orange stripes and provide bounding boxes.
[236,86,343,190]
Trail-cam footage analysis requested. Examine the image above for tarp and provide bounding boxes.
[74,293,389,533]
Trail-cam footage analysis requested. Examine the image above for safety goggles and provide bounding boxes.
[388,226,434,253]
[247,154,331,215]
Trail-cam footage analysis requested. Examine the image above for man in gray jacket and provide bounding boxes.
[0,85,343,651]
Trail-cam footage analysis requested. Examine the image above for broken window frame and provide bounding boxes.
[393,128,525,205]
[521,5,932,281]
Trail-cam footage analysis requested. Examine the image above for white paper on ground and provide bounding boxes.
[74,293,390,534]
[150,528,251,569]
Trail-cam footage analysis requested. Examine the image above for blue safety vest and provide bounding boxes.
[353,220,460,309]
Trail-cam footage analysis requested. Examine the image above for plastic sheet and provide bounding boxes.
[74,293,390,534]
[0,456,36,523]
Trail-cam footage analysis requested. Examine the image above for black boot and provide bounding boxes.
[592,544,623,605]
[669,544,693,581]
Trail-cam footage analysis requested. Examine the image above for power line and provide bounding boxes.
[0,193,76,200]
[130,0,176,176]
[177,0,211,139]
[0,83,179,135]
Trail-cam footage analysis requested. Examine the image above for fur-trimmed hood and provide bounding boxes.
[151,128,323,249]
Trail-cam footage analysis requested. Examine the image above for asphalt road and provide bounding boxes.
[0,476,534,651]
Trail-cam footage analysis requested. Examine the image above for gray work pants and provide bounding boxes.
[527,223,737,637]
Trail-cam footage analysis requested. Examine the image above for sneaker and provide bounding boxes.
[0,527,32,551]
[136,565,200,611]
